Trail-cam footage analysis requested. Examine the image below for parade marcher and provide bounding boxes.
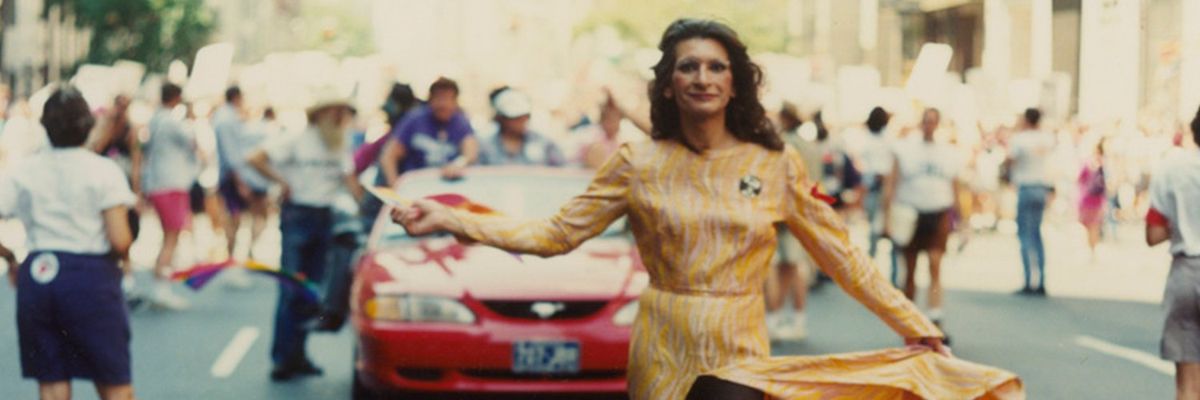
[860,106,902,286]
[247,86,363,381]
[212,86,267,263]
[364,78,477,233]
[1007,108,1055,295]
[140,83,198,310]
[352,83,420,176]
[578,95,627,169]
[88,95,142,192]
[1145,107,1200,400]
[392,19,1020,400]
[1079,140,1108,260]
[884,108,963,336]
[764,102,812,341]
[478,87,565,167]
[377,77,478,186]
[1,85,137,400]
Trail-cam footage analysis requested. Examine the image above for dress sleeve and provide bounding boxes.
[780,147,942,339]
[450,144,632,257]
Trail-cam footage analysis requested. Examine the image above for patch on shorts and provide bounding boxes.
[30,253,60,284]
[740,175,762,198]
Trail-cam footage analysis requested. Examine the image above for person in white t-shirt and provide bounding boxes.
[859,106,901,286]
[883,108,962,335]
[1146,107,1200,400]
[0,85,137,400]
[140,83,199,310]
[1006,108,1055,296]
[247,91,363,381]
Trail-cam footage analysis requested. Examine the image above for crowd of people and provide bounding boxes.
[0,17,1198,399]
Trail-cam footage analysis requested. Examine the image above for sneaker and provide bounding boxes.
[765,312,782,340]
[785,313,808,341]
[152,283,191,310]
[1013,287,1037,296]
[774,313,807,342]
[223,266,253,289]
[768,313,793,341]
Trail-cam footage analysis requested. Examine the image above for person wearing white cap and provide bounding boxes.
[246,86,363,381]
[479,87,564,167]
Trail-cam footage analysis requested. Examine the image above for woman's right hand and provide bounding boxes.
[390,199,456,236]
[2,247,17,288]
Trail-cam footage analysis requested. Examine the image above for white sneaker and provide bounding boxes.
[152,282,191,310]
[788,313,808,340]
[775,312,808,341]
[765,312,784,340]
[223,266,253,289]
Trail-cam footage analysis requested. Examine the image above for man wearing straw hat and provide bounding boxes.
[247,84,363,381]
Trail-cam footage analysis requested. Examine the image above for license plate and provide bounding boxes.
[512,341,580,374]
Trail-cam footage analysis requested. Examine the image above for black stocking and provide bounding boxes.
[685,375,766,400]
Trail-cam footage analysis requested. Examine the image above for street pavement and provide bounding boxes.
[0,216,1179,399]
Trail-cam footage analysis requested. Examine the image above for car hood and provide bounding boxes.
[369,237,644,301]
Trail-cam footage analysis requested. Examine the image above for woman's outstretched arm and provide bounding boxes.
[780,147,943,342]
[396,144,633,258]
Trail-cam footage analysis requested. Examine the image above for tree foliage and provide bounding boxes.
[48,0,215,71]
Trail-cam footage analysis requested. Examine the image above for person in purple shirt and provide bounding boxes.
[378,77,479,187]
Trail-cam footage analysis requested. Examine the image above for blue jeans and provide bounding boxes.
[1016,185,1050,290]
[271,203,333,366]
[863,188,901,287]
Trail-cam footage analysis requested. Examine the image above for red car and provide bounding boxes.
[351,167,646,399]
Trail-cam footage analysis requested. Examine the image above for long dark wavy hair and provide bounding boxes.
[648,18,782,152]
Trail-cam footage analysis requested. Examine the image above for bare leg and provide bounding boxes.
[903,248,920,301]
[927,248,945,313]
[1086,222,1101,258]
[95,384,135,400]
[224,211,241,260]
[38,381,70,400]
[790,261,808,311]
[763,262,784,312]
[248,196,269,258]
[1178,362,1200,400]
[155,229,181,279]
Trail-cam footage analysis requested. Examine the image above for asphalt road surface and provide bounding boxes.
[0,273,1173,399]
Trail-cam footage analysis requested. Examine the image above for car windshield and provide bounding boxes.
[376,172,627,244]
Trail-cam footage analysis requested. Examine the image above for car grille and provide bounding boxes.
[480,300,608,320]
[460,369,624,381]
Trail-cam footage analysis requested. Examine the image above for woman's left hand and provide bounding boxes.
[906,337,952,357]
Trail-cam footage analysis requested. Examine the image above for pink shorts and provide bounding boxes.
[148,190,192,232]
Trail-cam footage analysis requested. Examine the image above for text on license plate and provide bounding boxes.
[512,341,580,374]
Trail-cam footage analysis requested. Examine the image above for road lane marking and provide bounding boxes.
[1074,335,1174,376]
[211,327,260,378]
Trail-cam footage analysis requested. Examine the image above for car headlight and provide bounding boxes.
[612,300,639,326]
[365,295,476,324]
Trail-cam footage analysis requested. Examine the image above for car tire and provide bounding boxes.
[352,348,380,400]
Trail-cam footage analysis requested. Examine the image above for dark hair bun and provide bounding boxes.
[40,85,95,148]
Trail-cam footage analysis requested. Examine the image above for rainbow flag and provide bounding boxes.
[171,260,321,302]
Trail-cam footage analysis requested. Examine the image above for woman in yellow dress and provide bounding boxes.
[393,19,1023,400]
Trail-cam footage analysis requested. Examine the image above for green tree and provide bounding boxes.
[49,0,216,72]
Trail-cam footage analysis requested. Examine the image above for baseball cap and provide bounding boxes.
[492,88,531,119]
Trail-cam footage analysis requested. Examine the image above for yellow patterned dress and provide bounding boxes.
[451,139,1023,399]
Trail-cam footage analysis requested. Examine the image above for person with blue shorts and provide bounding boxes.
[0,85,137,399]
